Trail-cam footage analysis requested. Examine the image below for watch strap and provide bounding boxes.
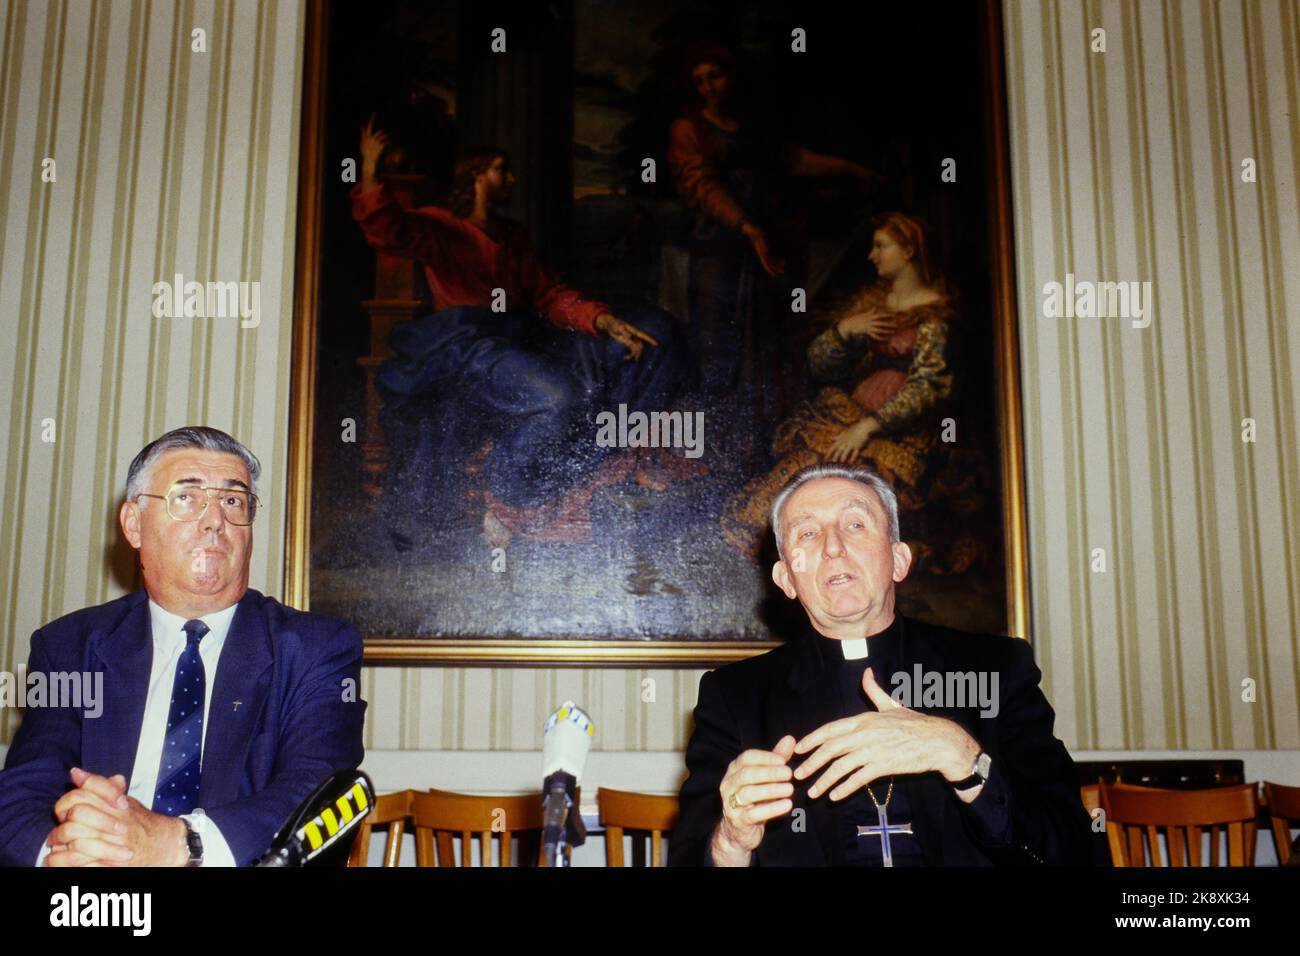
[952,752,991,791]
[183,817,204,867]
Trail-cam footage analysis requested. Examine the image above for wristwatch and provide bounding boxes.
[181,816,204,867]
[952,751,992,792]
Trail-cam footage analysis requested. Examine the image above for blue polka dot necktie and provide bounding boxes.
[151,619,209,815]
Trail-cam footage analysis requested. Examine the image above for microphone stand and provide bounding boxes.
[541,773,586,867]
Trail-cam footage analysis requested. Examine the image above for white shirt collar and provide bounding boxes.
[148,598,240,647]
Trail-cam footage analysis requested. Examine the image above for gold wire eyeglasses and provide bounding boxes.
[136,484,260,526]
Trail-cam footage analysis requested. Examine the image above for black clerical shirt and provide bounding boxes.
[810,619,927,866]
[670,613,1105,866]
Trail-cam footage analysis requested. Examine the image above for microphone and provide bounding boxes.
[255,770,375,867]
[540,701,594,867]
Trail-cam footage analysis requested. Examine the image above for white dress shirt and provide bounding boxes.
[38,600,240,866]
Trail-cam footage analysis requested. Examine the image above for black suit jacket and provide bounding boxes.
[669,615,1106,866]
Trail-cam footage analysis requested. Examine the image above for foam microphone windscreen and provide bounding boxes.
[542,701,595,782]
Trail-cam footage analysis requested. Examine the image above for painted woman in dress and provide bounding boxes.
[723,212,957,557]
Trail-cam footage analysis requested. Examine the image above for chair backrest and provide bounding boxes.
[347,789,414,867]
[411,790,546,866]
[597,788,680,867]
[1079,783,1101,816]
[1081,783,1165,864]
[1262,781,1300,866]
[1083,781,1163,812]
[1101,783,1259,867]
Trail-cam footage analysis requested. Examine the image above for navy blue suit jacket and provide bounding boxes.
[0,589,366,867]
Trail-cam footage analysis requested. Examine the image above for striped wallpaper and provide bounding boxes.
[1004,0,1300,750]
[1,0,1296,756]
[0,0,306,745]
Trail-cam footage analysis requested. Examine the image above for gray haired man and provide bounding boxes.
[0,426,366,867]
[670,463,1103,867]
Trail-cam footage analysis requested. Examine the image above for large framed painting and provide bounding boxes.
[287,0,1030,664]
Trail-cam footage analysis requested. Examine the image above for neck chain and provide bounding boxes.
[866,777,895,810]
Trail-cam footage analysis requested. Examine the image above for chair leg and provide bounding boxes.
[605,826,624,867]
[385,821,407,868]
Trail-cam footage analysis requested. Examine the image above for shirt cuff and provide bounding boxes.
[183,811,237,867]
[34,817,236,867]
[956,763,1013,847]
[561,300,605,337]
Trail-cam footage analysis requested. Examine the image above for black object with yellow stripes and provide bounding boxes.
[255,770,375,867]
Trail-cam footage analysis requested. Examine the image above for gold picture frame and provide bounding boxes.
[285,0,1030,665]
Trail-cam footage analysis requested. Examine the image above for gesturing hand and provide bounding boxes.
[595,313,660,362]
[740,223,785,277]
[711,735,797,864]
[837,310,898,342]
[359,114,389,190]
[792,668,979,802]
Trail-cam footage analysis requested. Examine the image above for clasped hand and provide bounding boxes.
[792,668,972,799]
[43,768,188,867]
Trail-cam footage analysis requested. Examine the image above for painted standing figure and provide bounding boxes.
[667,44,878,462]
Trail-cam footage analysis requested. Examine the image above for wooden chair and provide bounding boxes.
[1082,781,1162,814]
[598,788,679,867]
[346,789,414,867]
[411,790,548,866]
[1081,782,1163,864]
[1100,782,1258,866]
[1262,781,1300,865]
[1079,783,1102,817]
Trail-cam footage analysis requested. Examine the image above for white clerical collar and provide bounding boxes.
[839,637,869,660]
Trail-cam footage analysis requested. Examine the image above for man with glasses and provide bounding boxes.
[0,426,367,867]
